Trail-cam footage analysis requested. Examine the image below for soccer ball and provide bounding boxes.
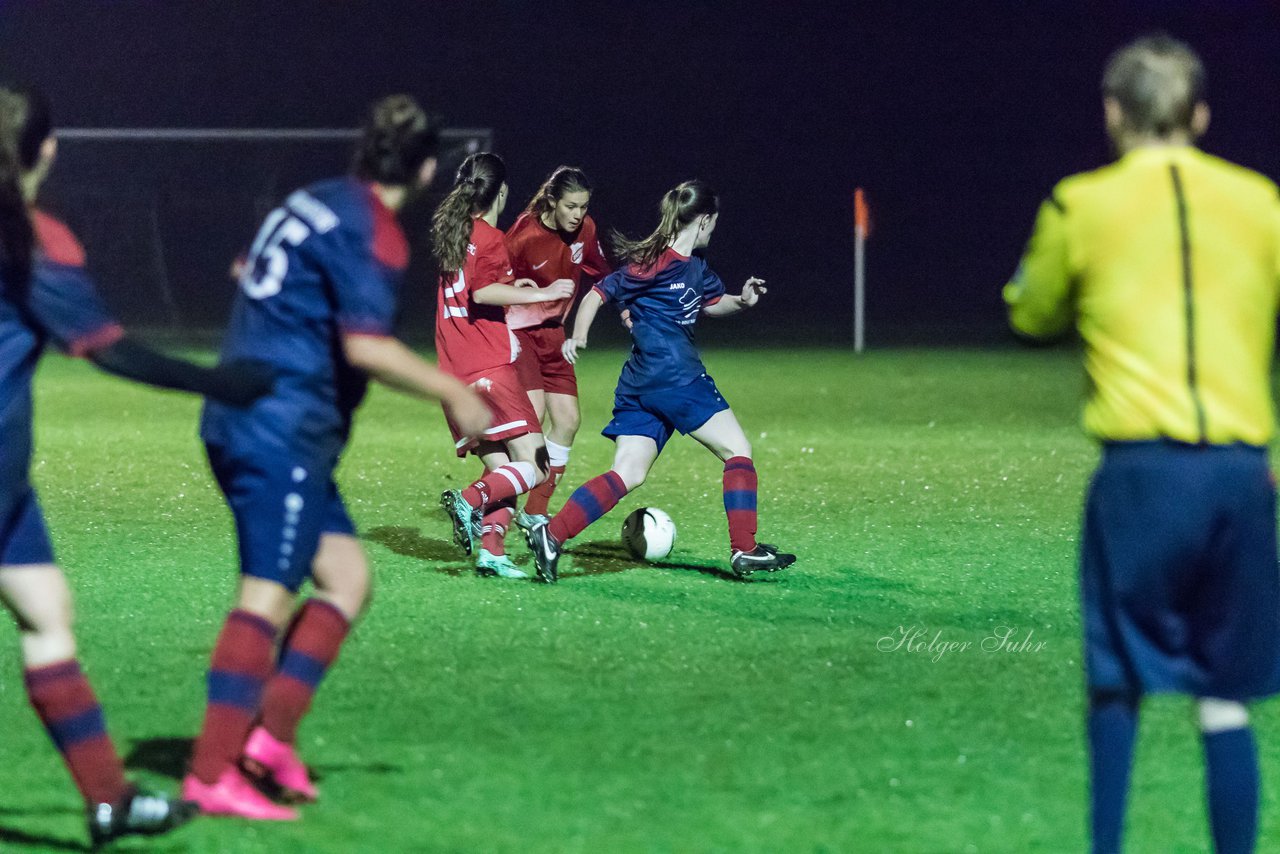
[622,508,676,561]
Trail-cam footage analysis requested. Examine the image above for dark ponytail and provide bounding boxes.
[431,152,506,271]
[524,165,592,217]
[352,94,440,186]
[0,83,48,293]
[610,179,718,270]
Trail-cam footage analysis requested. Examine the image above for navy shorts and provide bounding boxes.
[1081,441,1280,700]
[206,443,355,593]
[602,373,730,452]
[0,486,55,566]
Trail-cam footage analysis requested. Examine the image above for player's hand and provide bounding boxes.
[740,277,767,307]
[562,336,587,365]
[620,308,633,330]
[445,387,491,438]
[514,277,538,289]
[541,278,575,301]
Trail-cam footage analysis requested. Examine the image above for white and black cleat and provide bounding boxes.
[89,788,196,847]
[730,545,796,578]
[525,521,562,584]
[514,509,550,532]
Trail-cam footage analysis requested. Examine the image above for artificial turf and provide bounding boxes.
[0,346,1275,852]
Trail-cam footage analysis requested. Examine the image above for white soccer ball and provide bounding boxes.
[622,507,677,561]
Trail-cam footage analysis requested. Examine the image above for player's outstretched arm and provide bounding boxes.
[89,335,272,407]
[703,277,767,317]
[563,289,604,365]
[473,278,575,307]
[342,333,490,436]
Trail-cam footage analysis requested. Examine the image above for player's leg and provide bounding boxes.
[1196,698,1257,854]
[473,446,526,579]
[519,333,580,523]
[687,406,794,576]
[247,524,368,803]
[1086,689,1140,854]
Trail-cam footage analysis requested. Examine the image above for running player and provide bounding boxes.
[0,83,271,845]
[504,166,611,529]
[1003,35,1280,854]
[185,96,489,819]
[433,152,573,578]
[525,180,796,583]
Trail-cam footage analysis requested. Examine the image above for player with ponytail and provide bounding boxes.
[0,81,287,844]
[524,180,796,582]
[503,166,613,529]
[433,153,574,578]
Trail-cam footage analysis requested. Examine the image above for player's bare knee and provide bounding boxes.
[1197,697,1249,733]
[613,465,645,492]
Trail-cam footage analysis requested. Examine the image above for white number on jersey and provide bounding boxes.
[241,209,313,300]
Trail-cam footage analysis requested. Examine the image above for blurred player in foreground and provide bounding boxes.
[524,180,796,583]
[0,83,272,845]
[504,166,612,529]
[187,96,489,819]
[433,152,571,578]
[1004,35,1280,854]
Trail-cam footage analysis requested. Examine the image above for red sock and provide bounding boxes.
[260,600,351,745]
[461,461,538,509]
[548,471,629,542]
[723,456,758,553]
[481,498,516,555]
[190,609,277,783]
[24,659,129,806]
[522,464,565,516]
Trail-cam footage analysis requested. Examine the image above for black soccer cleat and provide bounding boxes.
[89,788,196,847]
[441,489,482,556]
[525,521,562,584]
[730,545,796,578]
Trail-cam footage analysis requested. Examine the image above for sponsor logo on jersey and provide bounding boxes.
[467,243,477,256]
[285,191,339,233]
[677,288,701,324]
[668,281,686,290]
[532,259,550,270]
[570,241,584,264]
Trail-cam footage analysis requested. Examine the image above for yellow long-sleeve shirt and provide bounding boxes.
[1004,146,1280,445]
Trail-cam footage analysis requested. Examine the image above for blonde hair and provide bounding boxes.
[610,180,718,270]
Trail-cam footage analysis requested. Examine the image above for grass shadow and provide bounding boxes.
[124,736,192,780]
[364,526,469,575]
[0,825,89,852]
[567,542,764,582]
[308,761,403,780]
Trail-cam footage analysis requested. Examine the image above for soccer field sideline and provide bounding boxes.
[1,347,1277,852]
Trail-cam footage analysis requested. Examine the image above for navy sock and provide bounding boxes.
[1203,727,1258,854]
[1088,695,1138,854]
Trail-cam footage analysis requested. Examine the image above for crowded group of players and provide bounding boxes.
[0,83,793,842]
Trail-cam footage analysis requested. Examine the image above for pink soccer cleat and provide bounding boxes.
[242,725,319,803]
[181,767,298,821]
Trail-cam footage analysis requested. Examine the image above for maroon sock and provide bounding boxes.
[260,600,351,745]
[461,463,536,509]
[190,609,277,783]
[481,498,516,555]
[723,456,758,553]
[24,659,129,806]
[548,471,628,542]
[522,464,565,516]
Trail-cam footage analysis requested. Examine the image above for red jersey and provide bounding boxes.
[435,218,518,377]
[504,211,610,330]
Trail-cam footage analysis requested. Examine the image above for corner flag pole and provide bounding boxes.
[853,188,869,353]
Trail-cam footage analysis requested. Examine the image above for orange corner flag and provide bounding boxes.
[854,188,870,237]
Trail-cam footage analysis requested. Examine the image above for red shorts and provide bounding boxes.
[513,325,578,396]
[446,364,542,458]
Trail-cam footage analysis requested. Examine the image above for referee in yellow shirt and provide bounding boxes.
[1005,34,1280,854]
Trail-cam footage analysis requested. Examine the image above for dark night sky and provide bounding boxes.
[2,0,1279,345]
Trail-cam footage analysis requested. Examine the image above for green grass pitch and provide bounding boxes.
[1,347,1277,852]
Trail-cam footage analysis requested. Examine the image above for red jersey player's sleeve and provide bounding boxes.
[476,230,516,288]
[29,211,124,357]
[579,218,611,281]
[320,203,406,338]
[700,260,726,306]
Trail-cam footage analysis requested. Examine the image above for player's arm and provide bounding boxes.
[342,333,490,436]
[472,278,574,306]
[1003,197,1075,341]
[89,337,272,407]
[703,277,767,317]
[562,288,605,365]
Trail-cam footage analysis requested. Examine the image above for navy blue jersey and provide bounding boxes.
[593,249,725,395]
[201,178,408,460]
[0,211,123,502]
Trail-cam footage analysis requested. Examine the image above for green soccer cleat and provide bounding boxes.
[440,489,482,556]
[514,509,550,532]
[476,549,529,579]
